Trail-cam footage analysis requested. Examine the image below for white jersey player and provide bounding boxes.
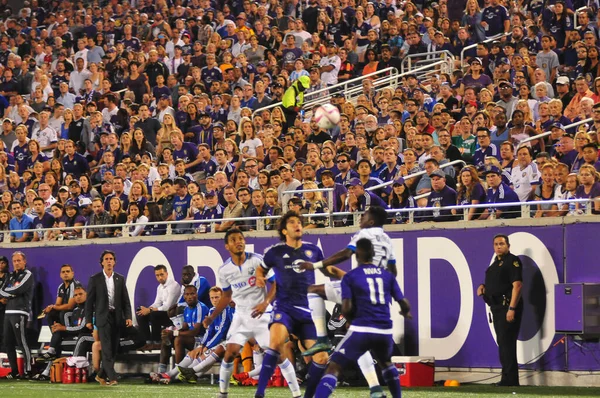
[199,229,302,398]
[299,206,396,397]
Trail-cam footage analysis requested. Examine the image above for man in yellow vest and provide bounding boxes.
[282,76,310,129]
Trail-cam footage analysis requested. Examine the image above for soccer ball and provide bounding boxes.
[313,104,340,130]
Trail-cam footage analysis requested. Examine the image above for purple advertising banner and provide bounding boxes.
[3,222,599,370]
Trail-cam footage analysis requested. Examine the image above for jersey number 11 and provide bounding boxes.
[367,277,385,305]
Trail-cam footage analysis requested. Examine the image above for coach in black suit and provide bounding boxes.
[85,250,132,385]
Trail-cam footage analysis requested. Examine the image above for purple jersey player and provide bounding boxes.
[315,238,412,398]
[254,211,329,398]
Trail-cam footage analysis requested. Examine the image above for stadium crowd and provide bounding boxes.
[1,0,600,241]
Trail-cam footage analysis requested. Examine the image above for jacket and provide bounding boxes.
[63,303,89,333]
[85,271,132,328]
[0,268,34,317]
[282,76,310,110]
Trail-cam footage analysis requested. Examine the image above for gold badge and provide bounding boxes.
[498,261,503,267]
[275,313,282,320]
[513,261,520,267]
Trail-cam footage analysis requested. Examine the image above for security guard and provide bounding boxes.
[477,234,523,387]
[281,75,310,129]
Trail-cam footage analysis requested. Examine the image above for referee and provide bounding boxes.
[477,234,523,387]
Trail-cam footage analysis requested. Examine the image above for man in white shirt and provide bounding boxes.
[69,57,91,96]
[319,42,341,86]
[73,39,89,70]
[31,110,58,157]
[135,265,181,345]
[511,146,540,202]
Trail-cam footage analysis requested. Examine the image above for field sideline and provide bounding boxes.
[2,382,600,397]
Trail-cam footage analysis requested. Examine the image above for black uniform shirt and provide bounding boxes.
[484,252,523,298]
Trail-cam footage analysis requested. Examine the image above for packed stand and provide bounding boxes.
[0,0,600,241]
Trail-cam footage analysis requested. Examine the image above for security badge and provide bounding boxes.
[513,261,520,268]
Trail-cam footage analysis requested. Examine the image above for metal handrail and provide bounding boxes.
[519,118,593,146]
[574,7,590,31]
[4,197,597,241]
[401,50,455,75]
[366,159,467,192]
[251,67,399,117]
[460,32,511,67]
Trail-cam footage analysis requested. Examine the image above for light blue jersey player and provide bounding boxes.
[254,211,329,398]
[314,238,411,398]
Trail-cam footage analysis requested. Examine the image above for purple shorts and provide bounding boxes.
[330,329,394,366]
[270,303,317,342]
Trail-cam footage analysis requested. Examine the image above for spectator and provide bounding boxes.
[9,201,33,242]
[511,146,540,202]
[218,185,243,232]
[481,166,520,219]
[422,169,457,222]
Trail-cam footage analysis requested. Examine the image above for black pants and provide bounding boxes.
[73,333,95,357]
[50,329,82,356]
[46,309,64,327]
[491,303,523,386]
[0,305,5,352]
[136,310,172,342]
[3,314,31,375]
[98,312,120,381]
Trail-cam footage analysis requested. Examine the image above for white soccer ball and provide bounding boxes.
[313,104,340,130]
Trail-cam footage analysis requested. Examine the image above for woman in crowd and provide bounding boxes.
[130,128,156,163]
[108,196,128,237]
[48,203,66,240]
[302,181,329,229]
[239,118,264,162]
[575,164,600,214]
[571,132,591,174]
[455,165,486,220]
[63,201,86,239]
[125,202,148,237]
[23,189,38,217]
[129,180,149,210]
[156,113,179,155]
[80,174,100,199]
[27,141,50,172]
[0,209,11,241]
[144,201,166,236]
[60,108,74,140]
[120,132,132,158]
[389,178,416,224]
[534,163,559,218]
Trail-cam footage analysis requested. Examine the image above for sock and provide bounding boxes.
[191,358,202,367]
[315,374,337,398]
[252,351,264,379]
[358,352,380,388]
[308,293,328,338]
[248,365,262,378]
[219,361,234,394]
[304,362,326,398]
[382,365,402,398]
[279,359,301,397]
[41,363,51,377]
[158,363,167,373]
[193,352,220,375]
[167,355,194,377]
[255,348,279,397]
[46,347,56,355]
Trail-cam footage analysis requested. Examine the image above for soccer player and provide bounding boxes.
[301,206,396,397]
[315,238,411,398]
[166,287,234,383]
[198,229,301,397]
[254,211,329,398]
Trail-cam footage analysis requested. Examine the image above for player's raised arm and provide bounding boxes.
[252,280,276,318]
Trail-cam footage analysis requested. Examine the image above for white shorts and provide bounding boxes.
[226,310,271,348]
[325,280,342,304]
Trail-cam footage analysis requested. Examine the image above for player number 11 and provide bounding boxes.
[367,277,385,305]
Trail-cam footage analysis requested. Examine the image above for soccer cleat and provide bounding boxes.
[301,337,332,357]
[38,352,56,362]
[177,366,197,382]
[370,391,387,398]
[158,373,170,384]
[30,374,50,382]
[233,372,250,384]
[241,377,258,386]
[216,392,228,398]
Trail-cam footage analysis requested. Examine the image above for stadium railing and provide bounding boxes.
[5,198,597,241]
[251,67,400,118]
[460,32,511,68]
[519,118,593,147]
[400,50,455,79]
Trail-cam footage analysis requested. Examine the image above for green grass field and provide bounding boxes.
[2,381,600,398]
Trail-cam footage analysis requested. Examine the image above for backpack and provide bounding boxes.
[50,358,67,383]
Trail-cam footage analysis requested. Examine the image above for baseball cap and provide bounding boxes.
[430,169,446,179]
[78,197,93,207]
[392,178,405,186]
[65,200,78,208]
[556,76,570,85]
[498,80,512,88]
[69,179,80,186]
[483,165,502,176]
[470,57,482,65]
[551,122,565,131]
[279,164,292,171]
[59,185,69,192]
[347,178,363,187]
[204,190,217,197]
[213,121,224,129]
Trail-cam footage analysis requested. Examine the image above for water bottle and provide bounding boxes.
[568,199,577,216]
[489,209,496,220]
